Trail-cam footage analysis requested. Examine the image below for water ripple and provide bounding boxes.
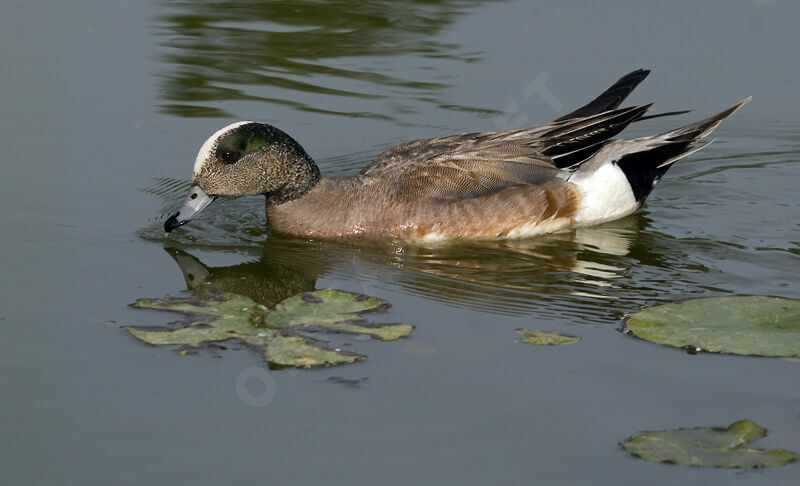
[154,0,500,120]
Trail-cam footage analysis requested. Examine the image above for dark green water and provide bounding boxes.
[2,1,798,484]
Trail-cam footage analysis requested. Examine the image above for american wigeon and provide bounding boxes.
[165,69,748,241]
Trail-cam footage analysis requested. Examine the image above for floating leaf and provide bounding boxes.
[623,296,800,357]
[621,420,798,468]
[127,289,413,368]
[267,289,411,341]
[516,329,579,345]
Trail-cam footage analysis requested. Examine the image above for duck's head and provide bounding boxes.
[164,121,319,233]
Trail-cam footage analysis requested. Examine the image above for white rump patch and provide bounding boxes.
[568,161,639,226]
[193,121,254,176]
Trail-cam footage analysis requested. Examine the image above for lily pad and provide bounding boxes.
[516,329,579,345]
[127,289,414,368]
[623,296,800,357]
[621,420,798,468]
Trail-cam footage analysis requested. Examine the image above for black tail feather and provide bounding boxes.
[544,104,652,169]
[638,109,692,121]
[554,69,650,121]
[616,98,750,202]
[617,143,690,202]
[660,98,750,142]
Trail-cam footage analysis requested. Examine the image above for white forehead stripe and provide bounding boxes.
[193,121,254,176]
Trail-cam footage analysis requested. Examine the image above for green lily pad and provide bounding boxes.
[127,289,414,368]
[621,420,798,468]
[516,329,579,345]
[623,296,800,357]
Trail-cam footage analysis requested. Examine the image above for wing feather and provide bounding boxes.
[360,104,652,200]
[357,65,659,202]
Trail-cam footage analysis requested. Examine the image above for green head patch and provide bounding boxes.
[214,123,285,165]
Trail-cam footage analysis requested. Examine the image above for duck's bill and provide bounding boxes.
[164,185,216,233]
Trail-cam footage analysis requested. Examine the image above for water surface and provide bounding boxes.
[2,1,799,484]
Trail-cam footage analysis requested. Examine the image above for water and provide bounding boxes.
[2,1,799,484]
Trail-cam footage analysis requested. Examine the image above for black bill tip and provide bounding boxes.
[163,185,216,234]
[164,211,185,233]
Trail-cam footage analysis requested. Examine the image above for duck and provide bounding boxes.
[164,69,749,241]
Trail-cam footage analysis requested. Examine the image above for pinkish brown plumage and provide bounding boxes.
[266,177,579,240]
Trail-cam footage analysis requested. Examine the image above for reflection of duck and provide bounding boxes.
[165,70,748,241]
[162,213,702,320]
[351,217,645,315]
[164,239,328,308]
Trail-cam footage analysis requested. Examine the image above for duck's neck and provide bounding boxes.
[265,145,322,206]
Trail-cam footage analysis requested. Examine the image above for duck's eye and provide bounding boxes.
[220,149,240,164]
